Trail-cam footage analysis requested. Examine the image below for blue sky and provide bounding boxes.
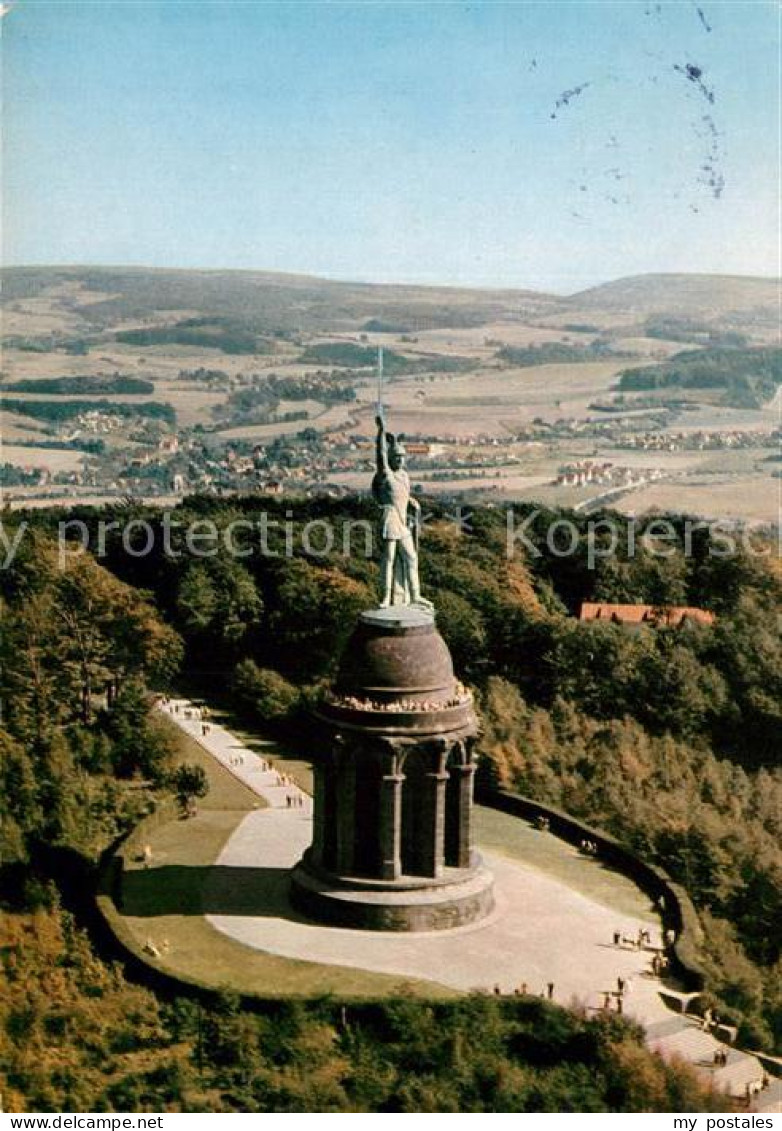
[2,0,779,291]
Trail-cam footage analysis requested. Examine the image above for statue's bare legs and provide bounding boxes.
[379,541,398,608]
[379,535,433,611]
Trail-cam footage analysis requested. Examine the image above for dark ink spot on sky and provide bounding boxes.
[550,81,591,120]
[694,5,712,33]
[674,61,715,105]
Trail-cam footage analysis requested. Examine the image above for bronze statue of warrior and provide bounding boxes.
[372,414,432,610]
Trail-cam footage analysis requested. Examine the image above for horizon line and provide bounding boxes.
[1,262,780,300]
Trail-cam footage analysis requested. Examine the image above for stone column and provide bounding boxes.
[310,762,327,867]
[420,766,449,877]
[378,771,404,880]
[335,753,356,875]
[452,762,476,869]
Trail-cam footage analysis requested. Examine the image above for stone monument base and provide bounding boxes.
[292,601,494,932]
[290,851,495,932]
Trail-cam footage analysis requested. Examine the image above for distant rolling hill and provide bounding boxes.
[1,265,778,335]
[567,273,779,317]
[0,265,557,334]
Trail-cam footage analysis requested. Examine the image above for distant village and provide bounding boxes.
[2,382,780,508]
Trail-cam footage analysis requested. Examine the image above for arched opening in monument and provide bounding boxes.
[444,748,471,869]
[353,760,381,877]
[401,748,429,876]
[444,759,461,868]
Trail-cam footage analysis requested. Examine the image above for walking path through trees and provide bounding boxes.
[151,697,778,1108]
[160,698,311,814]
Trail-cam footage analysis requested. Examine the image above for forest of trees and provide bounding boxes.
[1,376,155,396]
[643,317,747,348]
[299,343,471,374]
[116,317,269,356]
[3,400,176,425]
[1,497,780,1110]
[616,346,782,407]
[496,341,622,366]
[220,377,355,423]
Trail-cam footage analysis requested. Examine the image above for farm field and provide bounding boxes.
[0,444,86,473]
[345,360,642,439]
[0,410,50,441]
[217,403,356,441]
[3,489,185,510]
[614,475,780,524]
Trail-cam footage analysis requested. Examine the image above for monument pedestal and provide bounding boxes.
[290,607,495,931]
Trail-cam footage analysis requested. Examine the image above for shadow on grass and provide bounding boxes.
[121,863,311,923]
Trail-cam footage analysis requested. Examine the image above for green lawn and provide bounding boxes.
[110,714,450,999]
[474,807,658,924]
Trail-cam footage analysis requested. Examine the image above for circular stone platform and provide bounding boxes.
[360,606,435,628]
[290,854,495,932]
[204,807,670,1024]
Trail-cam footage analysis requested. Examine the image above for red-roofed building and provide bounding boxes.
[579,603,715,631]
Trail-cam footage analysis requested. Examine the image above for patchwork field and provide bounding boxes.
[615,475,781,524]
[0,444,86,473]
[350,360,649,439]
[1,266,778,524]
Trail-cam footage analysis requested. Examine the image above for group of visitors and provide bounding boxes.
[613,926,653,950]
[650,951,669,976]
[160,696,211,729]
[492,981,554,1000]
[600,990,625,1014]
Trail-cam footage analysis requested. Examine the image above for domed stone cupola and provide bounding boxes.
[321,607,477,738]
[336,607,456,702]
